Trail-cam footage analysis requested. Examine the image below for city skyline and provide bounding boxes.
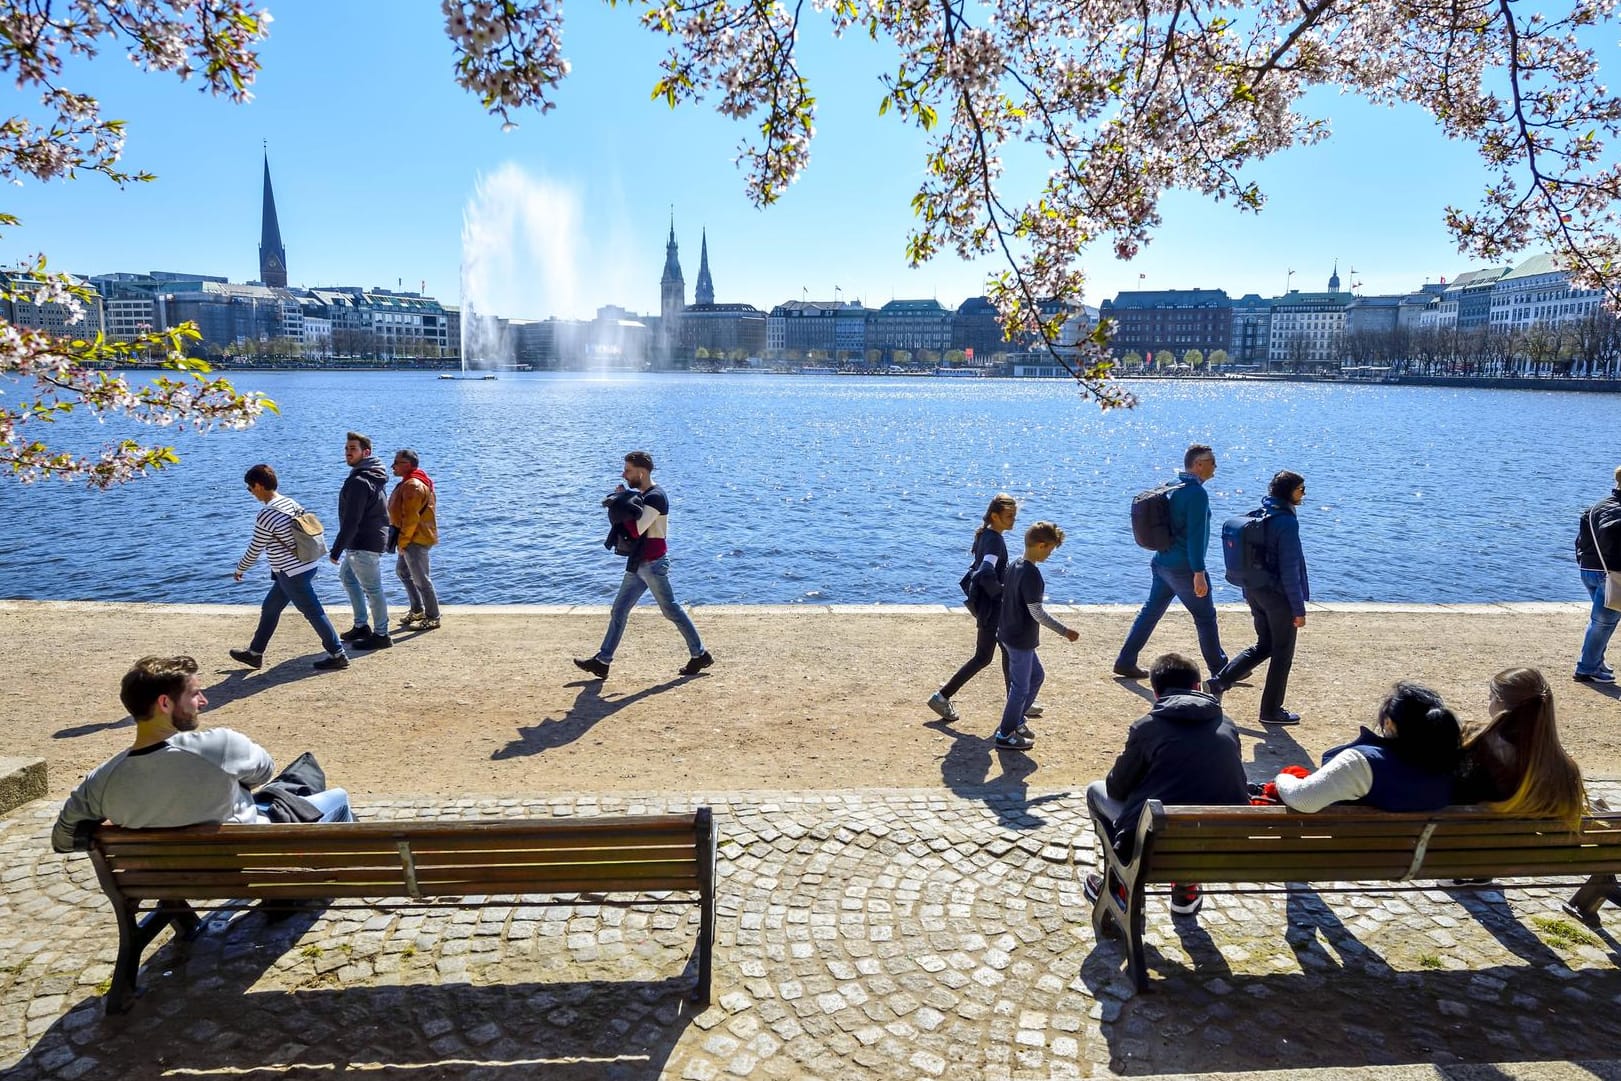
[4,2,1615,321]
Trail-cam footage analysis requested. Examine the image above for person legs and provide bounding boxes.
[1214,591,1276,687]
[1116,566,1178,667]
[401,543,440,620]
[1158,565,1229,677]
[396,550,423,614]
[1577,569,1620,677]
[340,550,389,635]
[247,577,292,655]
[1255,592,1298,718]
[940,619,1000,700]
[640,558,705,657]
[304,788,355,822]
[596,568,650,665]
[999,647,1042,738]
[274,569,344,656]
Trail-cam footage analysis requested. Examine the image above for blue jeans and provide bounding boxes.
[1578,569,1620,675]
[596,557,704,664]
[999,646,1044,737]
[1116,562,1228,678]
[256,787,355,823]
[338,550,389,634]
[249,568,343,657]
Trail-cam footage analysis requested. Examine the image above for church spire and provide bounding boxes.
[695,228,715,306]
[661,210,684,287]
[1327,261,1340,292]
[259,151,287,288]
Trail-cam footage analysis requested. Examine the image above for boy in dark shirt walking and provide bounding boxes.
[994,521,1079,751]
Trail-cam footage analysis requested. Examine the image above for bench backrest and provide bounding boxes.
[1137,802,1621,884]
[90,811,714,903]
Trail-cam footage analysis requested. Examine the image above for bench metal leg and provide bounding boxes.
[1564,873,1621,929]
[694,808,716,1004]
[105,900,199,1014]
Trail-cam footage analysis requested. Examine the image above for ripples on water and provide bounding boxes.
[0,373,1607,605]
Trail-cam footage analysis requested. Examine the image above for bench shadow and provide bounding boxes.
[6,906,702,1081]
[492,677,686,760]
[922,718,1068,829]
[1079,891,1621,1074]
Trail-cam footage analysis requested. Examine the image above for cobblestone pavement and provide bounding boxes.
[4,787,1621,1080]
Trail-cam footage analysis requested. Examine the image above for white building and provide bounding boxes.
[1488,253,1605,331]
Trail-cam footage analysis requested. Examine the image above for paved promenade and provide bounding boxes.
[3,601,1621,1078]
[4,789,1621,1080]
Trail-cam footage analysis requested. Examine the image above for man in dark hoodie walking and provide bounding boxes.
[1083,652,1248,917]
[331,431,392,650]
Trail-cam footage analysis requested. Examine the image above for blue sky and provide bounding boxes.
[2,2,1608,320]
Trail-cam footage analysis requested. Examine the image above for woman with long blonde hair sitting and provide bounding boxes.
[1455,667,1587,826]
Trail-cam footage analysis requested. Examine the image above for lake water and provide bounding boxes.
[0,372,1609,606]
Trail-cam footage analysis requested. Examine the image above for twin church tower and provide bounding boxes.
[658,215,715,361]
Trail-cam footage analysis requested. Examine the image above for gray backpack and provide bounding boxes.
[283,504,328,563]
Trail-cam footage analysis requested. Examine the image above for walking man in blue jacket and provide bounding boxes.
[1206,470,1311,725]
[1114,444,1228,681]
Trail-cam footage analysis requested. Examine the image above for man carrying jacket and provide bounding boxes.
[1575,463,1621,683]
[389,448,441,631]
[332,431,392,651]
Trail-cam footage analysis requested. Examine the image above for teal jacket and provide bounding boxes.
[1151,471,1211,573]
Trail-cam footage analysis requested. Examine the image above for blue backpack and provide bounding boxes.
[1220,508,1273,588]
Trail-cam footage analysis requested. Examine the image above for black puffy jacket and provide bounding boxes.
[1576,489,1621,572]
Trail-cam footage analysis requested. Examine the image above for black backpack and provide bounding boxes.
[1220,508,1273,588]
[1130,481,1182,552]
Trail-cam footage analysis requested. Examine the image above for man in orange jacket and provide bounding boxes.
[388,448,440,631]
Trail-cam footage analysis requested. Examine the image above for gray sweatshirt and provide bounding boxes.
[52,728,274,852]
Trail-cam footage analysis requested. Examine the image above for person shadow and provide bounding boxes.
[921,717,1068,829]
[492,677,686,760]
[51,660,331,739]
[1577,680,1621,702]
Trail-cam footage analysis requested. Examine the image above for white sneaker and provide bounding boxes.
[1024,701,1045,719]
[927,692,959,721]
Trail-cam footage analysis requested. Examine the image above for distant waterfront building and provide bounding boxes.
[0,269,105,336]
[1229,294,1272,365]
[160,280,298,348]
[952,296,1008,360]
[766,300,869,360]
[680,302,767,359]
[1400,283,1445,330]
[867,299,952,359]
[1343,294,1403,337]
[443,305,461,357]
[1267,279,1353,368]
[1488,254,1605,331]
[1099,288,1232,362]
[1434,267,1510,329]
[258,154,288,289]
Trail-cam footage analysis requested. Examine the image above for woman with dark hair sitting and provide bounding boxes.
[1456,667,1587,826]
[1274,682,1462,812]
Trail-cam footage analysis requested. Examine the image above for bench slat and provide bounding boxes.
[110,859,701,890]
[116,877,708,901]
[103,844,700,873]
[96,827,702,859]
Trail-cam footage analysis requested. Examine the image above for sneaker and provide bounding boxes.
[313,652,350,671]
[573,655,610,679]
[1203,678,1225,699]
[228,648,263,670]
[993,730,1034,751]
[415,617,441,631]
[1261,708,1301,726]
[1113,662,1149,679]
[1016,723,1036,742]
[1083,872,1128,906]
[1574,670,1617,684]
[927,692,959,721]
[1024,701,1045,718]
[339,624,372,643]
[678,650,715,676]
[399,609,425,627]
[1169,883,1204,916]
[355,633,393,651]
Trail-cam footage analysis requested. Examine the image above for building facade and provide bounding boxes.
[1488,254,1606,331]
[866,299,952,358]
[1098,289,1232,362]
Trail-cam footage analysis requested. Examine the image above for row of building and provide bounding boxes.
[3,154,1608,371]
[1104,259,1607,368]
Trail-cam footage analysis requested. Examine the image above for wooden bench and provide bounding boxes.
[1086,799,1621,990]
[87,809,717,1013]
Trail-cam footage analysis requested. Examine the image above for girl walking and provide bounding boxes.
[928,494,1017,723]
